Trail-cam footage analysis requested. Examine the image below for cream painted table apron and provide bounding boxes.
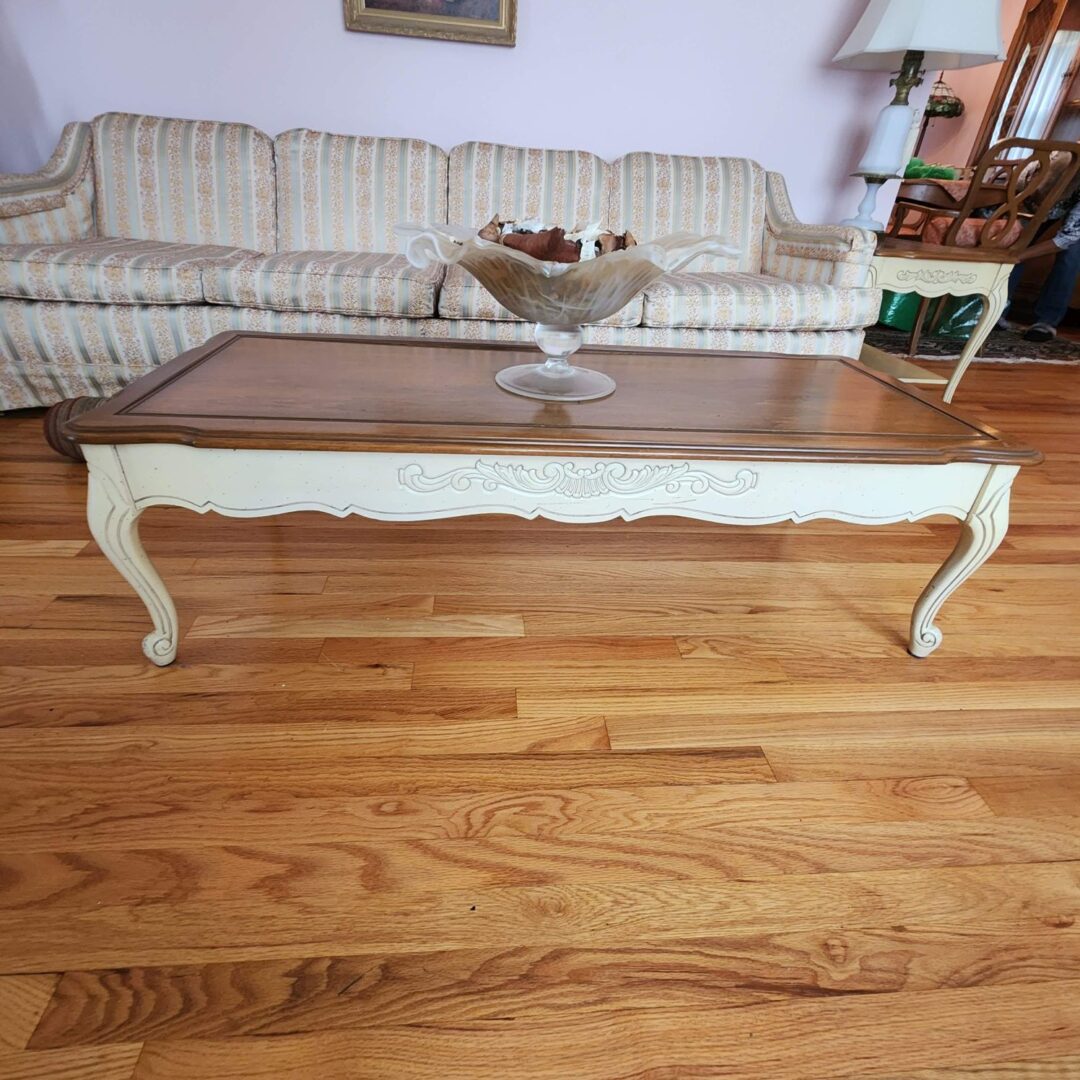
[63,332,1040,664]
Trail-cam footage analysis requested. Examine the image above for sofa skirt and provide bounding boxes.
[0,299,866,410]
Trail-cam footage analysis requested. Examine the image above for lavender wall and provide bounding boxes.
[1,0,905,223]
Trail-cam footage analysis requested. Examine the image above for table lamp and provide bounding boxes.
[834,0,1004,230]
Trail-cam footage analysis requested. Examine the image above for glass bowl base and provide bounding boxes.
[495,363,616,402]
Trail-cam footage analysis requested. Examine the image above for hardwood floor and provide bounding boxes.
[0,358,1079,1078]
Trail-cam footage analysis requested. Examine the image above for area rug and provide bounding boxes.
[864,326,1080,366]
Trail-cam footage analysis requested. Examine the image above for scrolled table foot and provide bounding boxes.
[143,631,178,667]
[908,624,943,659]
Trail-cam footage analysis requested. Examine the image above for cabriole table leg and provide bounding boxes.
[909,465,1014,657]
[86,447,178,666]
[942,268,1012,405]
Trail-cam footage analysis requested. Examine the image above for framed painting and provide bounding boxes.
[343,0,517,47]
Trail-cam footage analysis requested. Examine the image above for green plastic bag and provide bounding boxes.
[877,290,985,340]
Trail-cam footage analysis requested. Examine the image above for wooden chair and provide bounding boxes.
[870,138,1080,401]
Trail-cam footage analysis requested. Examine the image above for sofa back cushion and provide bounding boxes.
[608,153,766,273]
[449,142,608,230]
[91,112,276,250]
[275,129,448,254]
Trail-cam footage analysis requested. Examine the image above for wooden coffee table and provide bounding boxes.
[64,332,1040,664]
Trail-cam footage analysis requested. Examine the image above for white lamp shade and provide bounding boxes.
[833,0,1005,71]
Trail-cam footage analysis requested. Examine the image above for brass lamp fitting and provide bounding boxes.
[889,48,926,105]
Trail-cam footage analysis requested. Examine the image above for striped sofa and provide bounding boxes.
[0,112,880,410]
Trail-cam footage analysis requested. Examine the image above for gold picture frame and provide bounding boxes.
[343,0,516,47]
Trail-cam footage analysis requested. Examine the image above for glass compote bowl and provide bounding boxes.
[398,224,737,402]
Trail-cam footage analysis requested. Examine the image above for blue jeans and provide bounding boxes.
[1009,239,1080,327]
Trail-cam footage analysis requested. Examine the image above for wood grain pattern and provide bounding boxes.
[876,1057,1080,1078]
[0,1043,142,1080]
[63,332,1039,464]
[3,861,1077,972]
[0,357,1077,1077]
[28,929,1080,1049]
[0,974,56,1049]
[127,982,1080,1079]
[0,775,994,851]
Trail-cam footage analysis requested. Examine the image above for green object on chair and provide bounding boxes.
[877,291,985,341]
[903,157,959,180]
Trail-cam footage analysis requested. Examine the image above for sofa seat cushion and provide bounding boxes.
[0,238,258,304]
[437,264,644,327]
[203,251,444,317]
[642,271,881,331]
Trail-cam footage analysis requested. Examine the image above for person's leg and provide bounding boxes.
[999,262,1027,329]
[1008,261,1026,302]
[1027,241,1080,339]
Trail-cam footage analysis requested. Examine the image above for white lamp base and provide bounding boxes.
[842,177,889,232]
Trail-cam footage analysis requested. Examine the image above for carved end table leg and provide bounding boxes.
[942,273,1010,405]
[44,396,106,462]
[909,468,1012,657]
[87,456,179,666]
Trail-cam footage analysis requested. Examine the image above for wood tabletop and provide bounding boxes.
[66,332,1040,465]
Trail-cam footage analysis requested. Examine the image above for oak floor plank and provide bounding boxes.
[972,775,1080,818]
[0,636,328,667]
[673,629,1080,659]
[187,612,525,639]
[412,657,789,690]
[0,559,196,596]
[2,861,1077,972]
[0,1043,142,1080]
[29,929,1080,1049]
[0,747,771,799]
[319,634,682,663]
[519,610,1080,648]
[0,540,87,558]
[0,715,605,770]
[0,974,57,1049]
[0,687,514,728]
[128,981,1080,1080]
[411,656,1080,691]
[876,1056,1080,1077]
[0,661,413,699]
[0,595,51,629]
[0,776,992,852]
[3,818,1078,919]
[601,706,1080,748]
[763,734,1080,781]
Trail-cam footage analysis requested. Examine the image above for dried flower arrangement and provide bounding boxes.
[477,217,637,264]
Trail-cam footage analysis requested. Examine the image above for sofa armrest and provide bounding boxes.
[0,122,93,221]
[763,171,877,287]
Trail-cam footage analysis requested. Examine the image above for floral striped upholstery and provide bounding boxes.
[0,239,256,305]
[449,142,608,229]
[0,123,95,245]
[437,264,643,327]
[91,112,276,250]
[204,250,444,317]
[275,129,448,254]
[642,272,882,331]
[0,296,866,410]
[762,172,876,288]
[608,154,767,273]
